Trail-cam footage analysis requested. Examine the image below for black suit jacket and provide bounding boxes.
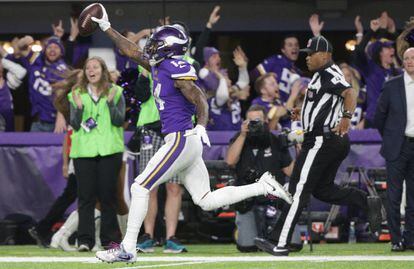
[374,74,407,161]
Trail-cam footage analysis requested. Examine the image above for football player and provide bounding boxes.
[91,4,293,263]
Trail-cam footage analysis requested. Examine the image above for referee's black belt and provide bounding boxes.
[304,130,334,139]
[406,136,414,143]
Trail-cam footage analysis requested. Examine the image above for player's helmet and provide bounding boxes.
[144,25,189,66]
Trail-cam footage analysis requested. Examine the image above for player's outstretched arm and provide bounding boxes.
[105,28,150,70]
[91,5,150,70]
[175,80,209,127]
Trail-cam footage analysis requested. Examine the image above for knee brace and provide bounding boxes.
[130,182,150,198]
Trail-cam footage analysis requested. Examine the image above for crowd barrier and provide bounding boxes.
[0,129,385,220]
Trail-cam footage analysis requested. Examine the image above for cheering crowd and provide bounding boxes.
[0,10,404,133]
[2,5,413,255]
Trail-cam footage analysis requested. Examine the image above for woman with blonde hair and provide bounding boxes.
[339,63,366,129]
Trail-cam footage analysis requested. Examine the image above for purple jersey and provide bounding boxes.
[251,97,280,113]
[115,49,138,71]
[0,82,13,112]
[0,82,13,131]
[255,54,301,102]
[251,97,290,128]
[207,97,242,131]
[151,58,197,134]
[198,68,227,94]
[19,52,67,123]
[356,61,401,123]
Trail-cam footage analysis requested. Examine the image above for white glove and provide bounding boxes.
[184,124,211,147]
[91,4,111,32]
[288,129,304,144]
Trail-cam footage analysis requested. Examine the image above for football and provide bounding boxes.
[78,3,103,36]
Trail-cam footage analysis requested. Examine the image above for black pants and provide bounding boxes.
[74,153,123,248]
[385,139,414,244]
[36,174,77,237]
[269,134,368,247]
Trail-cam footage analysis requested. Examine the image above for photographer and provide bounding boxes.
[226,104,297,252]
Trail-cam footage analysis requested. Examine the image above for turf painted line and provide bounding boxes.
[117,261,216,269]
[2,256,414,263]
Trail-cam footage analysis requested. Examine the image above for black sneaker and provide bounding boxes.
[254,237,289,256]
[367,196,382,235]
[78,244,91,252]
[391,242,406,252]
[28,226,49,248]
[288,243,303,252]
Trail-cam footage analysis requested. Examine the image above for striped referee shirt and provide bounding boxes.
[301,62,351,134]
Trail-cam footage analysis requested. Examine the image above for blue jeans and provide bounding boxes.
[30,121,55,132]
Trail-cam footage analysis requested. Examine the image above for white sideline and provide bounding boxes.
[1,256,414,263]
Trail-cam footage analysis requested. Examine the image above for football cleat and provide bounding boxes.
[258,172,293,204]
[96,243,136,264]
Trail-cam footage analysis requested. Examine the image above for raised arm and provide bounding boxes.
[105,28,150,70]
[309,14,324,37]
[91,4,150,71]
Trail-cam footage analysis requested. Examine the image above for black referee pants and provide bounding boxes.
[74,153,122,249]
[269,134,368,247]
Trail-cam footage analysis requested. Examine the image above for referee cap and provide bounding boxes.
[300,35,333,53]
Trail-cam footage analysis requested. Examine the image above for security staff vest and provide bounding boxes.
[68,84,124,158]
[136,65,160,127]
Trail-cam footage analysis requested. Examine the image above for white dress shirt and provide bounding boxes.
[404,71,414,137]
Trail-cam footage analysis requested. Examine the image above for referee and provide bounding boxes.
[255,35,382,256]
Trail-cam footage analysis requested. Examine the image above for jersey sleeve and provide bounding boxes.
[167,59,197,81]
[322,65,351,96]
[259,55,277,73]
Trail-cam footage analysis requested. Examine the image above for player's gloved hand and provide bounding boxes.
[185,124,211,147]
[91,4,111,32]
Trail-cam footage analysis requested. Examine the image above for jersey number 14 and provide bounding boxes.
[154,83,165,111]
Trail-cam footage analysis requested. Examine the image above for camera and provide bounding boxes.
[248,119,265,137]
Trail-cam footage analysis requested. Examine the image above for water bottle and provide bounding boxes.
[348,221,356,244]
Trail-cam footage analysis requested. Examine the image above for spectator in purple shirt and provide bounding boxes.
[0,45,27,131]
[9,19,79,132]
[252,73,289,130]
[206,46,250,130]
[353,14,401,128]
[250,35,301,102]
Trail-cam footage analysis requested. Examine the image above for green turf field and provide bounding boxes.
[0,243,413,269]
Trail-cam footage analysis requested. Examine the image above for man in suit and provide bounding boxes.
[375,47,414,251]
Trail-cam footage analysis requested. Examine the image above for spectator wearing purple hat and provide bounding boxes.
[8,19,78,132]
[206,46,250,131]
[198,46,222,93]
[353,14,402,128]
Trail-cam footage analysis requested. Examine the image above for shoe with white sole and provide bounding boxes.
[258,172,293,204]
[50,229,76,251]
[96,243,136,264]
[50,231,61,249]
